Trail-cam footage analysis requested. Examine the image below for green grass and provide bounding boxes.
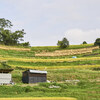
[47,69,100,82]
[0,49,35,58]
[0,80,99,100]
[11,68,100,84]
[68,44,94,49]
[31,44,94,52]
[0,44,97,59]
[9,68,100,100]
[0,44,99,100]
[7,60,100,67]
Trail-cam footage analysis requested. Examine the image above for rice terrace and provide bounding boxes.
[0,3,100,99]
[0,43,100,100]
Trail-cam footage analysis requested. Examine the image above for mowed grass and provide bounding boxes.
[7,60,100,66]
[31,44,94,52]
[0,97,77,100]
[0,49,35,58]
[9,64,100,70]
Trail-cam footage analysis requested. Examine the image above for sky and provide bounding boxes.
[0,0,100,46]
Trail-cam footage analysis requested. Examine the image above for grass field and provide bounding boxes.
[31,44,94,52]
[0,44,100,100]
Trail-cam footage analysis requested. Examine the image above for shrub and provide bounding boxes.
[57,37,69,49]
[94,38,100,47]
[82,41,87,44]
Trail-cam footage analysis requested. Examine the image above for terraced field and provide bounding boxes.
[0,44,100,100]
[0,45,30,51]
[35,46,99,57]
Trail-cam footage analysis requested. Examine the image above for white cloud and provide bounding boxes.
[65,29,100,44]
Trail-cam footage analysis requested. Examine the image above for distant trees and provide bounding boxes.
[94,38,100,47]
[0,18,30,46]
[57,37,69,48]
[82,41,87,44]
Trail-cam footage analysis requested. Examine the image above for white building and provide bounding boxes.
[0,69,13,85]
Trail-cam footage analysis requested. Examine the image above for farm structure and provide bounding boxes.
[0,69,13,85]
[22,69,47,83]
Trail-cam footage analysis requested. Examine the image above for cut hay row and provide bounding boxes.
[0,56,100,63]
[0,45,30,51]
[0,97,77,100]
[10,64,100,70]
[35,46,99,57]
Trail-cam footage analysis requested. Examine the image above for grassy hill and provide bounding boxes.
[0,44,100,100]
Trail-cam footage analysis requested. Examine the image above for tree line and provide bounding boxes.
[57,37,100,49]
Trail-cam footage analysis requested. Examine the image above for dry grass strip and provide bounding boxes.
[0,97,77,100]
[35,46,99,57]
[0,45,30,51]
[10,64,100,70]
[0,56,100,63]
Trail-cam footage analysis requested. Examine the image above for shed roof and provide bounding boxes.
[29,69,47,74]
[0,69,13,73]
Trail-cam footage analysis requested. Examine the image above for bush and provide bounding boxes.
[94,38,100,47]
[82,41,87,44]
[57,37,69,49]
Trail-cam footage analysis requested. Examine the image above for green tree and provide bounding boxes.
[57,37,69,48]
[0,18,12,28]
[82,41,87,44]
[94,38,100,47]
[0,18,30,46]
[0,28,25,45]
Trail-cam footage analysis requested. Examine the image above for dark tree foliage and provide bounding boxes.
[20,42,30,47]
[82,41,87,44]
[57,37,69,48]
[0,18,12,28]
[0,18,30,46]
[94,38,100,47]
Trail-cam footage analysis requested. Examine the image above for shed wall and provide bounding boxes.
[29,75,47,83]
[22,72,29,83]
[29,73,46,83]
[0,74,11,84]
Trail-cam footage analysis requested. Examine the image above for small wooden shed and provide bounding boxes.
[22,69,47,83]
[0,69,13,85]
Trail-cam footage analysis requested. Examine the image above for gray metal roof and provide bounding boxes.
[29,69,47,74]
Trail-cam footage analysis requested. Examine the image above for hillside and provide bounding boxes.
[0,44,100,100]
